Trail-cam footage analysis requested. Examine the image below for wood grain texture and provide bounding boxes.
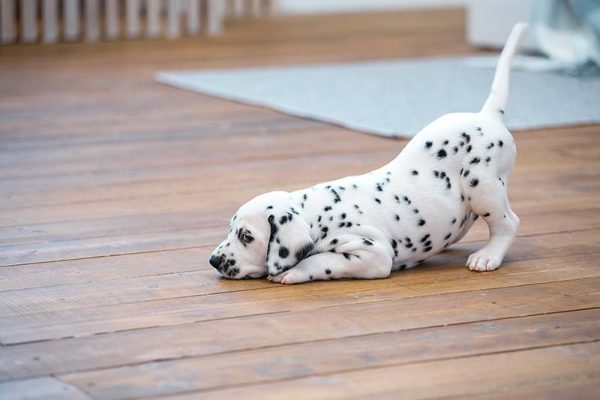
[0,8,598,400]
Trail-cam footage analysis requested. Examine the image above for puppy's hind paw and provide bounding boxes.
[467,251,502,272]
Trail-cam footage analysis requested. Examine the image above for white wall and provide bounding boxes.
[277,0,466,15]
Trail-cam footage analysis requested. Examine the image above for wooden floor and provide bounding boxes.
[1,8,599,399]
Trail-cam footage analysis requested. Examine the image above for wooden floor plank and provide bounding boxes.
[0,377,92,400]
[60,308,600,399]
[0,278,597,380]
[165,341,600,400]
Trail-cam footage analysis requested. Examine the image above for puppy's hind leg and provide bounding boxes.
[463,171,519,271]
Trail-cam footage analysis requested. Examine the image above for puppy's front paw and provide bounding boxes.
[467,250,502,272]
[269,268,310,285]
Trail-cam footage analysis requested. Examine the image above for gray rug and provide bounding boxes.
[156,56,600,138]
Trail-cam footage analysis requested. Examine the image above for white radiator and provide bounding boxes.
[0,0,275,44]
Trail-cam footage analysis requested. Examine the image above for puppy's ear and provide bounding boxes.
[266,210,314,276]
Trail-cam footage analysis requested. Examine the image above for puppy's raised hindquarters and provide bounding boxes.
[209,23,527,283]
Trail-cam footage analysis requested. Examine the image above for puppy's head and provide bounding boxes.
[209,191,314,279]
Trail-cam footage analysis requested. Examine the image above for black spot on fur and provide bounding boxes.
[487,142,495,149]
[295,242,314,262]
[412,170,419,175]
[279,246,289,258]
[330,188,341,203]
[362,238,374,246]
[498,140,504,147]
[470,178,479,187]
[424,246,432,252]
[343,253,351,260]
[325,268,331,275]
[483,212,491,217]
[461,132,471,143]
[433,170,440,177]
[451,218,457,224]
[395,215,400,221]
[330,239,338,245]
[470,157,480,164]
[268,215,278,240]
[266,206,273,210]
[463,170,470,177]
[420,234,430,243]
[425,141,433,149]
[437,149,447,159]
[324,206,332,212]
[466,145,472,153]
[418,219,426,226]
[375,198,381,204]
[444,233,452,240]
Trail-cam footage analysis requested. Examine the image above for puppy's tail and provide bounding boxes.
[481,23,528,117]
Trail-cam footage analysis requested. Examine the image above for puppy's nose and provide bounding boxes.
[209,254,223,269]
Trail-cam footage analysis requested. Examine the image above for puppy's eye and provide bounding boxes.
[238,230,254,244]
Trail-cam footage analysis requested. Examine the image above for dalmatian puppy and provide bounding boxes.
[209,24,527,284]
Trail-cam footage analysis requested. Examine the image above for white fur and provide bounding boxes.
[210,24,527,284]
